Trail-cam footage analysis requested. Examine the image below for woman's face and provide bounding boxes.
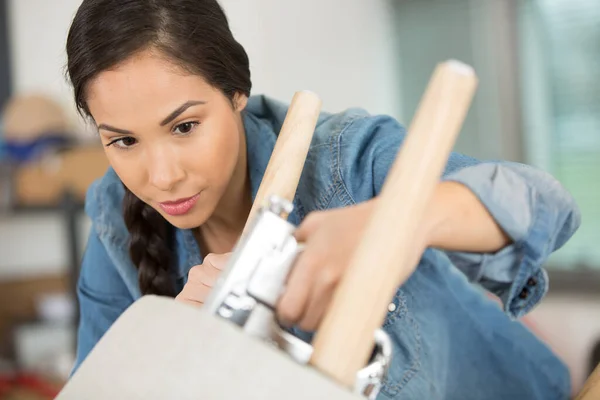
[86,50,247,229]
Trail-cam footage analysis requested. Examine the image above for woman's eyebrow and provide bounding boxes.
[97,124,132,135]
[160,100,207,126]
[97,100,207,134]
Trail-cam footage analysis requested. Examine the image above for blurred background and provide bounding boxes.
[0,0,598,398]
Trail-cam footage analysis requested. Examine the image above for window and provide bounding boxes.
[518,0,600,270]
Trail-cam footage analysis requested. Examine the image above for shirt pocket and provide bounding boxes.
[379,287,422,399]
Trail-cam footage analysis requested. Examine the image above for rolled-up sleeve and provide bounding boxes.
[443,162,581,318]
[339,114,581,318]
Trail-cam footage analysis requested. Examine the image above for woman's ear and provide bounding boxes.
[233,93,248,112]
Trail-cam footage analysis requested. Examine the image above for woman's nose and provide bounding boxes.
[147,148,185,191]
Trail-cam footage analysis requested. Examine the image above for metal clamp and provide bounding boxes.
[354,329,393,399]
[206,195,392,399]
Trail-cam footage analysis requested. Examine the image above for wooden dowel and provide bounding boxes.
[243,90,321,232]
[310,60,478,386]
[576,362,600,400]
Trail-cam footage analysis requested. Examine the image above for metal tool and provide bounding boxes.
[204,195,392,399]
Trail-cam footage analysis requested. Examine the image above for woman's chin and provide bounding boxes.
[158,208,208,230]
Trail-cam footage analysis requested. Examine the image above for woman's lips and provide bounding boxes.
[159,193,201,216]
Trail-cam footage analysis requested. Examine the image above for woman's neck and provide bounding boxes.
[197,175,252,254]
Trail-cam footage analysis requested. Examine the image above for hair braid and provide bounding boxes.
[123,187,176,296]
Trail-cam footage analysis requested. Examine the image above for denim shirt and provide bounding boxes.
[74,95,580,399]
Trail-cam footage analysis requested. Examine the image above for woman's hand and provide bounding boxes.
[175,253,231,307]
[275,181,511,332]
[276,199,395,331]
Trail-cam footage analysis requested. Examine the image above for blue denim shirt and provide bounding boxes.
[74,95,580,399]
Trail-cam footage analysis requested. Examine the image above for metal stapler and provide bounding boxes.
[204,195,392,399]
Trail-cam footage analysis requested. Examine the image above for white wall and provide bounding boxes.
[6,0,90,135]
[227,0,522,162]
[224,0,402,119]
[6,0,402,129]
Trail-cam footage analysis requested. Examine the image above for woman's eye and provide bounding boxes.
[173,121,199,135]
[106,136,137,149]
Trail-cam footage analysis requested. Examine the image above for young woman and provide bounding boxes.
[66,1,580,398]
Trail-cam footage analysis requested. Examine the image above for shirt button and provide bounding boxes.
[388,303,397,312]
[519,288,529,299]
[527,278,537,286]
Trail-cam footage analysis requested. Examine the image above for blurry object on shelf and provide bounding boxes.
[1,93,76,165]
[0,370,63,400]
[2,94,69,140]
[0,275,70,361]
[0,159,13,209]
[13,322,75,383]
[0,275,72,399]
[0,92,108,208]
[12,145,108,207]
[0,357,12,373]
[36,293,74,325]
[3,136,74,165]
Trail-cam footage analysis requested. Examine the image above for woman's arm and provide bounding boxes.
[274,112,581,330]
[420,181,512,253]
[342,114,581,317]
[435,161,580,316]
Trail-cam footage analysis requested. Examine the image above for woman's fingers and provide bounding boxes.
[203,252,230,271]
[297,270,336,331]
[175,281,212,307]
[276,250,316,327]
[277,246,342,331]
[175,252,231,307]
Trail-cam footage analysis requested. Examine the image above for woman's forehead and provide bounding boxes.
[86,52,218,125]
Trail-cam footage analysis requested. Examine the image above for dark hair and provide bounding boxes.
[66,0,252,296]
[591,338,600,376]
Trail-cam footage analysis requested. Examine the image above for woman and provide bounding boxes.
[66,0,580,398]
